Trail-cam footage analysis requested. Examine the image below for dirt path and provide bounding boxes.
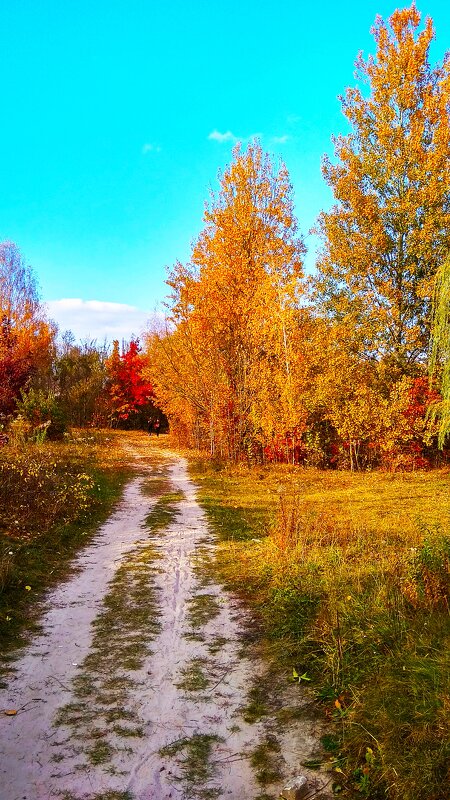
[0,443,328,800]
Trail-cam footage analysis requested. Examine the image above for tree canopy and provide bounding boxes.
[315,4,450,370]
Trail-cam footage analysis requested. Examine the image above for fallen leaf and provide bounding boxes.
[4,709,17,716]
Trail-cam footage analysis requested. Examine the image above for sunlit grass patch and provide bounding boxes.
[191,545,216,586]
[189,457,450,800]
[140,461,171,498]
[145,490,184,533]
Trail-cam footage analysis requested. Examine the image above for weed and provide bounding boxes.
[242,684,270,723]
[187,592,221,628]
[86,740,114,765]
[176,658,210,693]
[250,734,282,786]
[160,732,224,792]
[207,634,228,654]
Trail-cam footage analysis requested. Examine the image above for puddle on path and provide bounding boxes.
[0,446,329,800]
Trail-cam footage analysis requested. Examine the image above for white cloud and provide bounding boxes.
[46,298,160,344]
[142,142,161,154]
[272,135,291,144]
[208,129,237,143]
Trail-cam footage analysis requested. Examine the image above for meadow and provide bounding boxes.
[190,457,450,800]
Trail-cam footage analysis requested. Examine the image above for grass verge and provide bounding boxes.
[0,430,133,675]
[188,457,450,800]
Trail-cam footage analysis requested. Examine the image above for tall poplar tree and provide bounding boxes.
[156,141,306,458]
[315,5,450,369]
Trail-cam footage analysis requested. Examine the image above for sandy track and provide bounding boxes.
[0,446,326,800]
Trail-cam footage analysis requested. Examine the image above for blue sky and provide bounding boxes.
[1,0,449,341]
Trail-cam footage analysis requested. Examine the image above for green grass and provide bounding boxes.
[250,734,282,786]
[145,490,184,532]
[176,657,210,693]
[159,732,224,796]
[241,683,271,724]
[188,457,450,800]
[186,592,221,627]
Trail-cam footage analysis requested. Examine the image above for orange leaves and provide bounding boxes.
[0,242,55,415]
[146,142,309,458]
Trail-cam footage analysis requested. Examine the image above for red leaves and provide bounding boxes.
[106,339,154,421]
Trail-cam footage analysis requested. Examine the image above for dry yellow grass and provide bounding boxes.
[190,459,450,800]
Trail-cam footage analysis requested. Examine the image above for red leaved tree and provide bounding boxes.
[106,339,154,427]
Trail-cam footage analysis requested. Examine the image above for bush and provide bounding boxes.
[0,446,94,539]
[15,388,67,440]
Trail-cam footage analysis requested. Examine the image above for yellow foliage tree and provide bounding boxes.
[146,142,308,459]
[315,5,450,370]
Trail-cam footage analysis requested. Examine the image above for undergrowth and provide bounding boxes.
[189,458,450,800]
[0,430,133,671]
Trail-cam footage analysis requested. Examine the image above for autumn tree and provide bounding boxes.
[106,339,154,427]
[155,141,306,459]
[0,242,55,415]
[52,336,111,427]
[315,5,450,370]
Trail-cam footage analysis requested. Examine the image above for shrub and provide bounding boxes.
[0,446,94,539]
[15,388,67,440]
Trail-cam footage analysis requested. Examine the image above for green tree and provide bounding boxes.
[429,253,450,446]
[53,337,110,427]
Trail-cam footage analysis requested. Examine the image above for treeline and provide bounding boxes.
[145,6,450,469]
[0,241,158,438]
[1,5,449,465]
